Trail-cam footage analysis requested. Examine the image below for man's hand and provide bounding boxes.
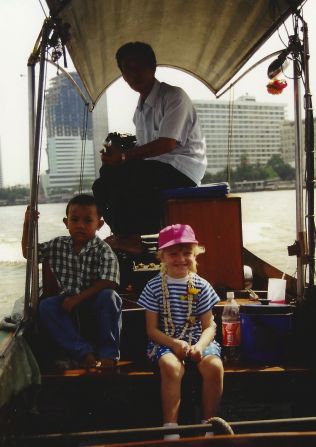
[62,295,81,312]
[172,339,190,361]
[101,143,123,166]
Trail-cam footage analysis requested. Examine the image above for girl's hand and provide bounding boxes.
[172,339,190,360]
[189,344,203,363]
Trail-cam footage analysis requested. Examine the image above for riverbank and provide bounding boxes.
[232,179,296,193]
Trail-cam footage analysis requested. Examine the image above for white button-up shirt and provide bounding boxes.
[133,79,207,185]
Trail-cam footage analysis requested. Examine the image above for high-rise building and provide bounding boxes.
[281,118,316,165]
[193,94,286,173]
[0,137,3,188]
[45,73,93,139]
[42,136,95,193]
[42,72,98,195]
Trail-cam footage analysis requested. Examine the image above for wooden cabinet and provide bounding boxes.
[164,196,244,290]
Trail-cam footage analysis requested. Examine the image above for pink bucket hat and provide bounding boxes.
[158,224,198,250]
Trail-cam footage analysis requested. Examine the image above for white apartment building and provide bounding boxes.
[281,121,296,164]
[281,118,316,165]
[41,136,95,194]
[193,94,286,174]
[0,137,3,188]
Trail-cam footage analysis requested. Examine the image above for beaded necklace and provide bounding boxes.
[161,267,198,346]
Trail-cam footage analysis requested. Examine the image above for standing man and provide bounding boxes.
[93,41,206,253]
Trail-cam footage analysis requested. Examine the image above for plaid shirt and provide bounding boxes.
[38,236,120,295]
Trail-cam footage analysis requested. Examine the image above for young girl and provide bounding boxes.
[138,224,224,439]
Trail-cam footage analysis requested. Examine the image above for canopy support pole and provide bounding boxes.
[24,20,51,321]
[293,54,305,301]
[302,20,315,294]
[292,16,315,301]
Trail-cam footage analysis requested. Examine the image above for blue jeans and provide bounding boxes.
[39,289,122,362]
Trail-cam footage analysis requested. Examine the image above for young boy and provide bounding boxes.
[22,194,121,369]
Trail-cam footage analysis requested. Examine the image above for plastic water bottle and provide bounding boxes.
[221,292,240,363]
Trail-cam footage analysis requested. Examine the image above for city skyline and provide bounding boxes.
[0,0,315,186]
[42,74,299,194]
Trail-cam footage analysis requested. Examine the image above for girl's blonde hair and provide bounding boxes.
[157,243,205,273]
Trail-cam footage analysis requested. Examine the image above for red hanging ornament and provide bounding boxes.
[267,78,288,95]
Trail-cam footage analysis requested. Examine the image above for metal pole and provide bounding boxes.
[24,21,50,321]
[28,64,36,183]
[27,58,40,322]
[293,56,305,301]
[302,20,315,288]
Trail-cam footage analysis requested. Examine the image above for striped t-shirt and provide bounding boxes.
[138,273,220,344]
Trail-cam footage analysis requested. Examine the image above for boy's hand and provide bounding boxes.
[24,206,39,224]
[22,206,40,258]
[172,339,190,360]
[62,295,81,312]
[189,344,203,363]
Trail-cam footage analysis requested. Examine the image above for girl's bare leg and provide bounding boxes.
[197,356,224,419]
[159,353,185,423]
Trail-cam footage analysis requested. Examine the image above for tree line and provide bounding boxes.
[0,186,30,204]
[202,154,295,184]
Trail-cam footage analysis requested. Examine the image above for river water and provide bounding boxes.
[0,190,299,320]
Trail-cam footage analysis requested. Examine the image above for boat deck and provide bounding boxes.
[2,298,316,446]
[9,356,316,446]
[30,299,316,437]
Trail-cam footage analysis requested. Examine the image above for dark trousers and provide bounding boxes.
[92,160,196,235]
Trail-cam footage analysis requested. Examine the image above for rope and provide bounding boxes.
[29,46,49,320]
[226,86,234,184]
[37,47,48,194]
[37,0,48,17]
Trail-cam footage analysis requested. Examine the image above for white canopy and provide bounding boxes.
[45,0,304,104]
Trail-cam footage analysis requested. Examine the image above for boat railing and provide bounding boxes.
[13,416,316,446]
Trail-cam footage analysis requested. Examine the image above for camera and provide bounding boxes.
[102,132,136,153]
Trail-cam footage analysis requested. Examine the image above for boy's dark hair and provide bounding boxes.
[116,42,157,71]
[66,194,102,217]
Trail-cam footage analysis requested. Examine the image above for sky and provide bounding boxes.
[0,0,315,187]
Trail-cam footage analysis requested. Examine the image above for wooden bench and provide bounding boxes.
[38,263,315,425]
[40,302,314,425]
